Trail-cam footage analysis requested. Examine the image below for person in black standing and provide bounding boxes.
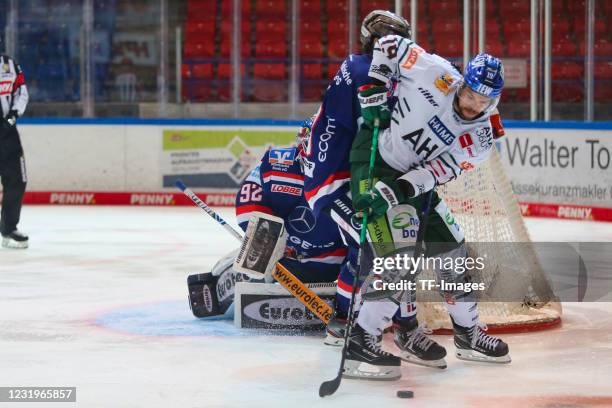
[0,54,29,249]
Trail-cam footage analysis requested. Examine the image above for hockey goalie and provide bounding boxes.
[187,122,357,325]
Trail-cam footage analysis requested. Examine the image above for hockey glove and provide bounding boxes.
[490,109,505,139]
[354,178,404,218]
[5,110,18,127]
[358,85,391,129]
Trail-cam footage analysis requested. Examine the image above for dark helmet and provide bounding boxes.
[360,10,412,54]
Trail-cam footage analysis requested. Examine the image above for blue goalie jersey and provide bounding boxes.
[235,147,348,281]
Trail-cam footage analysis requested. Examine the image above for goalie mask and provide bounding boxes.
[295,115,314,172]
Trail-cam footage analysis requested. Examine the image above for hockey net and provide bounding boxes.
[417,148,562,333]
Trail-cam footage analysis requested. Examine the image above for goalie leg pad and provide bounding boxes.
[188,266,260,318]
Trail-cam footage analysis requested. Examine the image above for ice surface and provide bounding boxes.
[1,206,611,407]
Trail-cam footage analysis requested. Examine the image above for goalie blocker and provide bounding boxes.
[234,212,287,282]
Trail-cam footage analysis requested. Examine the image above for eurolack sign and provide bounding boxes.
[239,294,334,330]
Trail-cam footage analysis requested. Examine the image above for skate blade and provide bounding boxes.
[2,238,28,249]
[342,360,401,381]
[323,334,344,347]
[455,349,511,364]
[398,352,447,369]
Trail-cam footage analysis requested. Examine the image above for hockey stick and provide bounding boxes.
[319,119,380,398]
[175,180,243,241]
[175,179,333,323]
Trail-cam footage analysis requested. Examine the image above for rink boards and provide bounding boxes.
[10,119,612,222]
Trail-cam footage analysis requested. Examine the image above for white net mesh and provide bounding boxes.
[416,148,562,332]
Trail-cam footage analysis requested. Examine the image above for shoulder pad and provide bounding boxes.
[244,164,262,185]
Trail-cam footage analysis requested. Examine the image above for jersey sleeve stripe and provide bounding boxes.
[337,276,360,297]
[311,248,348,259]
[262,171,304,185]
[304,171,351,207]
[438,155,458,179]
[397,44,410,64]
[235,204,273,226]
[295,248,347,265]
[427,162,440,177]
[235,204,273,216]
[434,159,447,175]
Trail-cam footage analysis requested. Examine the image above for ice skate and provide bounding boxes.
[2,230,29,249]
[324,316,347,346]
[343,323,401,381]
[394,319,447,369]
[453,320,511,364]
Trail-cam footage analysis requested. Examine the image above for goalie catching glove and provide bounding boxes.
[358,84,391,129]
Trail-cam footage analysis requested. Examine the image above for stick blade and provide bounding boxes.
[319,375,341,398]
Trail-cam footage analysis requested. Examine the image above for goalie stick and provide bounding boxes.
[175,180,333,324]
[175,180,243,241]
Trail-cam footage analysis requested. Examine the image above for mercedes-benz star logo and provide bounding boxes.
[288,206,316,233]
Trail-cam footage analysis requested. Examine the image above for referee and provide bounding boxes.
[0,54,29,249]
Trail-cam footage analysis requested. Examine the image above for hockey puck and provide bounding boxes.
[396,390,414,399]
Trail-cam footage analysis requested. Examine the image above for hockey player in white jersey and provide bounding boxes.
[343,37,511,380]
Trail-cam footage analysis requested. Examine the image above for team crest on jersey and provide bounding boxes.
[427,115,456,145]
[288,206,316,234]
[268,148,295,166]
[2,63,9,73]
[459,133,476,157]
[434,73,455,95]
[400,45,424,70]
[460,161,475,171]
[0,81,12,95]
